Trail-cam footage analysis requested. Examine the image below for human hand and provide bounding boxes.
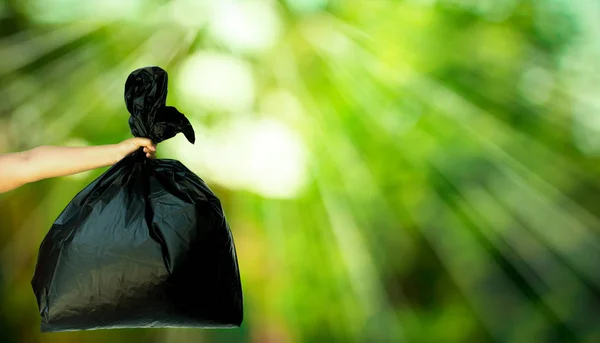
[116,138,157,161]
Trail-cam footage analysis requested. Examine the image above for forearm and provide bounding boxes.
[23,145,123,182]
[0,138,155,193]
[0,145,122,194]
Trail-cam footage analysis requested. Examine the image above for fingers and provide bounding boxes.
[132,138,156,159]
[143,146,157,159]
[116,138,158,162]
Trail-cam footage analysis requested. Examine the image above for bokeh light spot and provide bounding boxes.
[170,0,211,29]
[284,0,328,14]
[519,66,554,105]
[170,118,308,199]
[208,0,283,54]
[177,52,256,113]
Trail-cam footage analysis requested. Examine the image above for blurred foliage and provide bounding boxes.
[1,0,600,342]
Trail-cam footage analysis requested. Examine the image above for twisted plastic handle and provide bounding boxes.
[124,66,195,144]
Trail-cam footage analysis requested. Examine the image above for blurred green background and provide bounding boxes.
[1,0,599,342]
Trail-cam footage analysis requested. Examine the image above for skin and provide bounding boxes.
[0,138,157,194]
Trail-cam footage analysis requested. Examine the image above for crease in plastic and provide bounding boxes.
[31,66,243,332]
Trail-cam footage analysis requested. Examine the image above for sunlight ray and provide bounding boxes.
[0,23,191,286]
[279,41,418,330]
[411,189,555,342]
[405,73,600,208]
[375,103,594,336]
[405,80,600,288]
[304,22,600,293]
[5,47,102,148]
[0,20,107,77]
[270,38,413,340]
[43,26,186,144]
[276,42,418,316]
[488,164,600,288]
[0,46,96,113]
[336,52,599,324]
[318,79,559,341]
[305,99,420,339]
[455,183,599,335]
[352,77,598,336]
[1,1,596,341]
[274,41,417,270]
[309,11,600,191]
[162,27,200,69]
[259,199,292,326]
[295,18,595,340]
[384,127,559,340]
[294,198,363,340]
[0,15,164,113]
[36,0,181,143]
[260,200,286,269]
[317,179,406,342]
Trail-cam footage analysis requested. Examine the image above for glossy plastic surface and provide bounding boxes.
[31,67,243,332]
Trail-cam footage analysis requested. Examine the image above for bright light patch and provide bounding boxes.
[572,98,600,156]
[519,66,554,105]
[284,0,328,14]
[177,52,255,113]
[90,0,143,19]
[208,1,283,54]
[170,0,211,29]
[260,89,305,122]
[243,119,307,198]
[25,0,144,23]
[300,17,353,59]
[170,118,308,199]
[565,43,600,156]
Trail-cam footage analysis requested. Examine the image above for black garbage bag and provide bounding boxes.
[31,66,243,332]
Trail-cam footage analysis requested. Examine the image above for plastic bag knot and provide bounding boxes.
[124,66,195,144]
